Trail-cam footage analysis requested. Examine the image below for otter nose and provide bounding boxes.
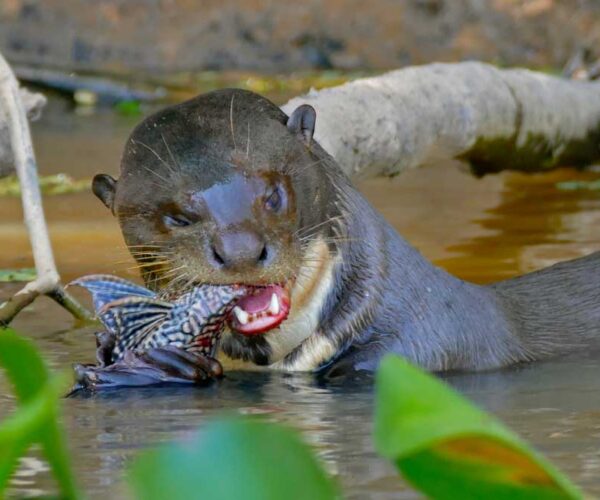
[209,231,270,270]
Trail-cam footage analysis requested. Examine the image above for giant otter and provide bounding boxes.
[91,89,600,380]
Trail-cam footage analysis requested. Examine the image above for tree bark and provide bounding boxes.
[0,52,92,326]
[282,62,600,178]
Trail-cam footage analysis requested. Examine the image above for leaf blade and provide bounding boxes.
[129,417,338,500]
[0,329,49,401]
[374,355,583,499]
[0,330,80,499]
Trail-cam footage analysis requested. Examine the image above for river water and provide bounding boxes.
[1,94,600,498]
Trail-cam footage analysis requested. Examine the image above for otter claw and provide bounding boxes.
[70,346,223,392]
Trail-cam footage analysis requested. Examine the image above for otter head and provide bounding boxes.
[93,89,342,354]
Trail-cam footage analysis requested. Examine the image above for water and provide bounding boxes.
[2,94,600,498]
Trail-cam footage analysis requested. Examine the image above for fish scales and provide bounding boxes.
[70,275,245,361]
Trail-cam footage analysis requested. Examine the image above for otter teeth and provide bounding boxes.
[269,293,280,315]
[233,306,250,325]
[233,295,281,325]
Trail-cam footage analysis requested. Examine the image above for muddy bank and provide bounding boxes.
[1,1,599,77]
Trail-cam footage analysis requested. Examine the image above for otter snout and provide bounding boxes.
[209,230,273,272]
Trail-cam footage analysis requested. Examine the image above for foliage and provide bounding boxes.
[0,174,90,197]
[128,417,339,500]
[0,330,79,498]
[0,268,36,283]
[374,355,582,499]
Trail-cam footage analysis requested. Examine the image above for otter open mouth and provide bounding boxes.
[228,284,291,335]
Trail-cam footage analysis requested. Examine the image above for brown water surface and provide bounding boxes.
[1,96,600,498]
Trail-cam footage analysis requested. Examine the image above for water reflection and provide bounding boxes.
[436,168,600,283]
[61,369,405,499]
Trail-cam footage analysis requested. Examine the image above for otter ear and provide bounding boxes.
[92,174,117,214]
[287,104,316,145]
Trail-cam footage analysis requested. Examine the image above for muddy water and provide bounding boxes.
[2,96,600,498]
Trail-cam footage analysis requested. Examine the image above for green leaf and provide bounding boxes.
[0,330,80,499]
[0,329,49,401]
[0,374,63,491]
[129,417,338,500]
[0,268,37,283]
[374,355,583,500]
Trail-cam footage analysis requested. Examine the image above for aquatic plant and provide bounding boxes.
[0,174,90,197]
[0,268,36,283]
[0,330,79,498]
[0,333,584,499]
[374,356,582,499]
[129,418,339,500]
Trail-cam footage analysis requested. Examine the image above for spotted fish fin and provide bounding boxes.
[69,274,156,313]
[100,296,174,348]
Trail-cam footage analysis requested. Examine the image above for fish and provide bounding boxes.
[70,274,246,362]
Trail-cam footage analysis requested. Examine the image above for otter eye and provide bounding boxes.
[265,186,284,212]
[163,214,192,228]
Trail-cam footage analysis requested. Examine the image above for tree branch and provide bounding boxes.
[0,52,92,326]
[282,62,600,178]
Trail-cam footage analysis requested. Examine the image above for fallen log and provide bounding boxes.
[282,62,600,177]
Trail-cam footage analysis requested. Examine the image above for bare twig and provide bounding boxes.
[0,52,92,326]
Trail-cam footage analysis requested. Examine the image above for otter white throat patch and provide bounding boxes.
[265,237,338,367]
